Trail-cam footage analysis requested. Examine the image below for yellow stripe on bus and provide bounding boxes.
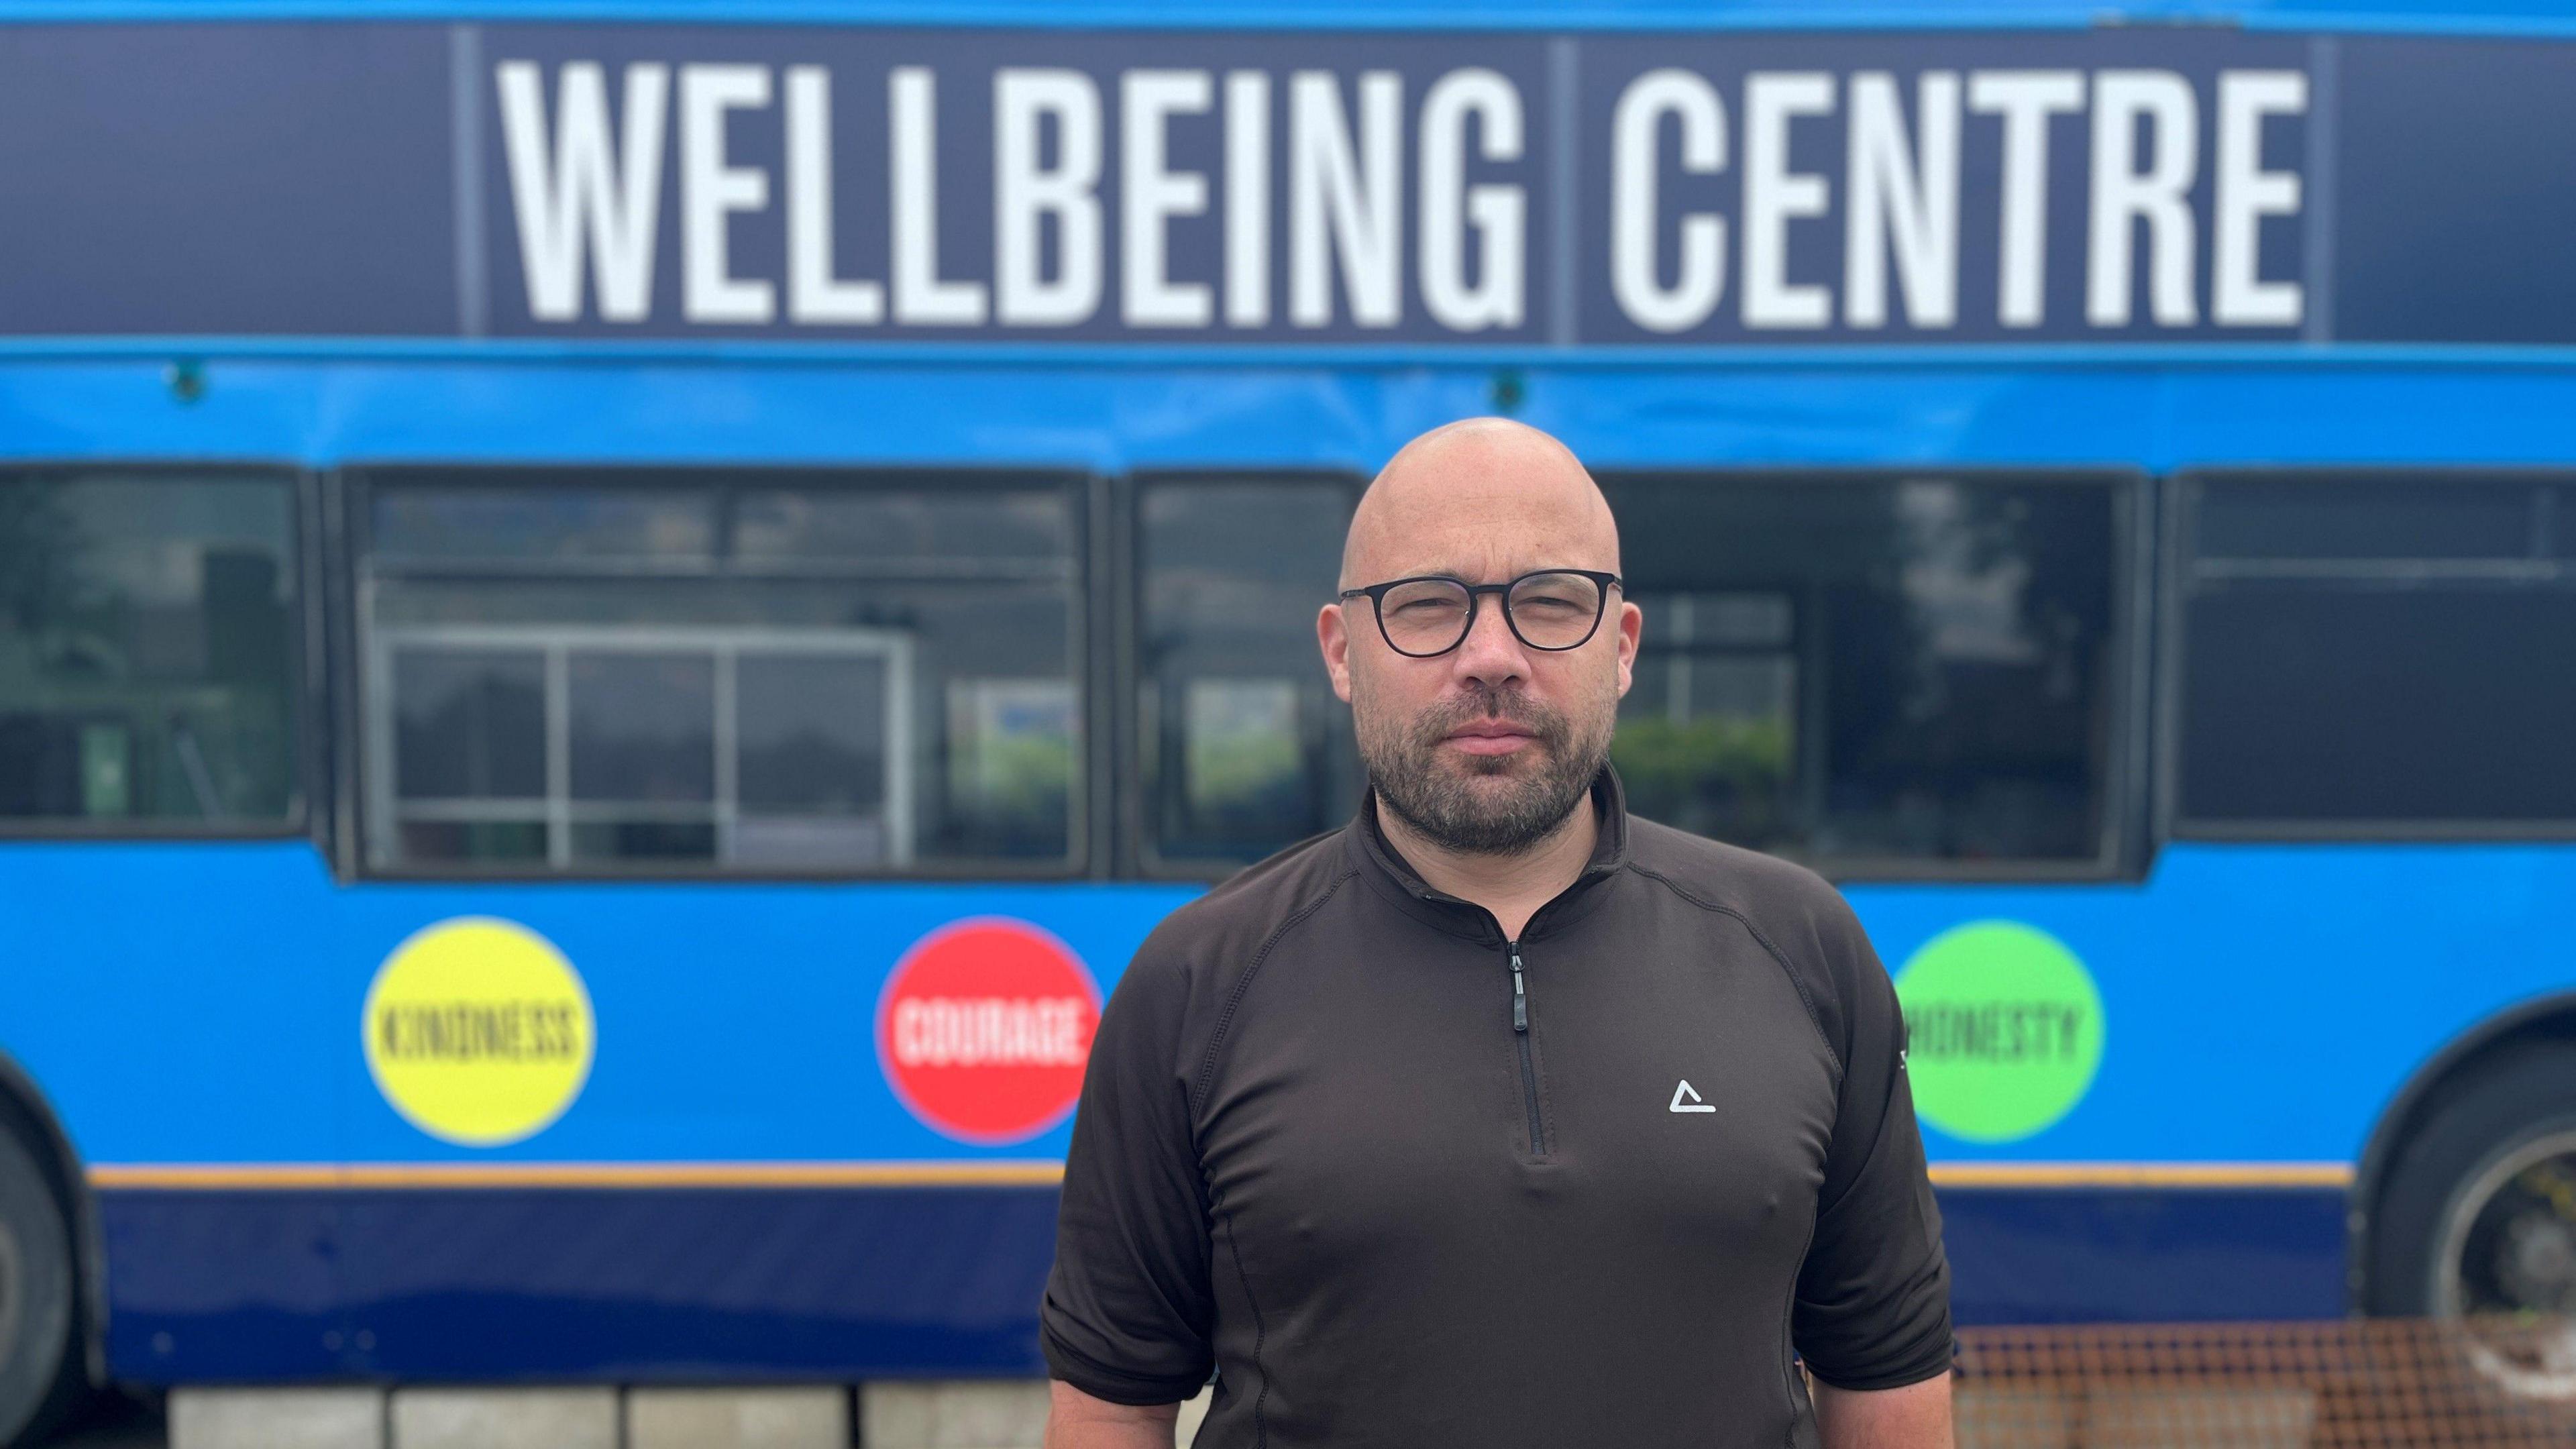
[89,1160,2355,1191]
[1929,1163,2355,1189]
[87,1161,1070,1190]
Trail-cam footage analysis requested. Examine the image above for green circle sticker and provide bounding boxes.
[1895,920,2104,1144]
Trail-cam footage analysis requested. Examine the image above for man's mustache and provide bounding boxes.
[1413,688,1570,748]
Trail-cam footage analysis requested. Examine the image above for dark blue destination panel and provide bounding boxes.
[0,22,2570,347]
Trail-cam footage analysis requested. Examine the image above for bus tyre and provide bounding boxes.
[0,1124,80,1448]
[2365,1044,2576,1415]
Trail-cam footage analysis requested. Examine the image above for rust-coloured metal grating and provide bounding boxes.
[1943,1319,2576,1447]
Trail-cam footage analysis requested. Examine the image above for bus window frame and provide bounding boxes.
[335,462,1102,883]
[1595,465,2155,885]
[2158,466,2576,843]
[1122,467,1366,881]
[0,460,318,844]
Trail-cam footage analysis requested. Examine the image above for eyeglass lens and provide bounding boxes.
[1378,572,1606,656]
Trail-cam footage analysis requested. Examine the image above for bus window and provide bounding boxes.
[2195,475,2536,561]
[389,647,547,861]
[373,485,718,561]
[1138,475,1359,870]
[1601,473,2127,871]
[0,469,300,828]
[2176,472,2576,830]
[1618,591,1799,847]
[357,470,1082,873]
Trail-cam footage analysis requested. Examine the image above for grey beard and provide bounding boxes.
[1363,685,1610,857]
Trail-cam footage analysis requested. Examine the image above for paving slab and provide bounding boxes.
[168,1388,383,1449]
[862,1381,1049,1449]
[388,1387,616,1449]
[625,1385,851,1449]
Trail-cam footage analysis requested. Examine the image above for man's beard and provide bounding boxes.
[1357,680,1613,856]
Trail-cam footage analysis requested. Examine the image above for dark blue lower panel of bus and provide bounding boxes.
[96,1183,2351,1383]
[1934,1186,2349,1326]
[99,1185,1065,1383]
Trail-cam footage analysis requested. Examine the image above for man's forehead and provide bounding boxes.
[1373,421,1580,491]
[1345,422,1618,584]
[1358,531,1604,585]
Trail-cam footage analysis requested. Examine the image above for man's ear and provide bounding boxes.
[1318,602,1355,703]
[1613,599,1642,698]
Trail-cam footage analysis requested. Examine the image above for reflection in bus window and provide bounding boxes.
[0,470,299,826]
[391,647,546,861]
[2179,472,2576,828]
[1140,477,1358,869]
[945,676,1074,857]
[2194,476,2536,561]
[1603,474,2122,868]
[359,473,1077,873]
[375,486,718,561]
[1617,592,1797,849]
[735,652,892,865]
[734,488,1071,562]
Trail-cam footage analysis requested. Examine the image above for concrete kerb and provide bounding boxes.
[168,1388,386,1449]
[170,1377,1210,1449]
[391,1387,618,1449]
[860,1379,1212,1448]
[625,1385,853,1449]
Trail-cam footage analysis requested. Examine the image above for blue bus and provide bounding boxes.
[5,0,2576,1439]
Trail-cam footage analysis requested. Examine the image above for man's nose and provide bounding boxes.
[1450,592,1532,689]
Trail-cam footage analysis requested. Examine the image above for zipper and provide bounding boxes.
[1507,939,1544,1155]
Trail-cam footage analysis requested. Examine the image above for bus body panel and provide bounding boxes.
[4,839,2566,1169]
[0,836,2561,1377]
[6,360,2576,472]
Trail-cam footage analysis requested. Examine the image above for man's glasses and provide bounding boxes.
[1336,569,1623,659]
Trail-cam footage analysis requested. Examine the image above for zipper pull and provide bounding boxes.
[1509,946,1528,1032]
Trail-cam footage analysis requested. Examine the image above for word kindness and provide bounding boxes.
[492,48,2312,339]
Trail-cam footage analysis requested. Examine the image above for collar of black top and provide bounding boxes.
[1343,761,1631,944]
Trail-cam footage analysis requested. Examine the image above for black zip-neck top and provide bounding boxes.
[1042,765,1952,1448]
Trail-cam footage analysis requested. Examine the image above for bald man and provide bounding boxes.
[1041,420,1954,1449]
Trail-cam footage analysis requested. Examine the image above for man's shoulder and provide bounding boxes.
[1128,826,1360,981]
[1621,814,1851,930]
[1099,828,1359,1081]
[1618,815,1885,1052]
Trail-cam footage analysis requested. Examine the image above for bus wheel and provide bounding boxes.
[2366,1045,2576,1413]
[0,1124,81,1447]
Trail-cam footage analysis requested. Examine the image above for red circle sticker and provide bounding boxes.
[877,918,1102,1146]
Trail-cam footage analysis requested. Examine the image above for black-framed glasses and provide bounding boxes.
[1337,569,1623,658]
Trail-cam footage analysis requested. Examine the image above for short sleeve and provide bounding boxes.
[1790,898,1955,1391]
[1038,943,1217,1405]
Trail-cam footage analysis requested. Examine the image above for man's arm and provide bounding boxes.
[1044,1380,1181,1449]
[1787,889,1957,1433]
[1039,935,1219,1421]
[1814,1371,1953,1449]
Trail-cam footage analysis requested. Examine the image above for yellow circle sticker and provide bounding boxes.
[362,917,595,1147]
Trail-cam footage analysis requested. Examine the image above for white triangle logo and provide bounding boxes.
[1669,1079,1715,1114]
